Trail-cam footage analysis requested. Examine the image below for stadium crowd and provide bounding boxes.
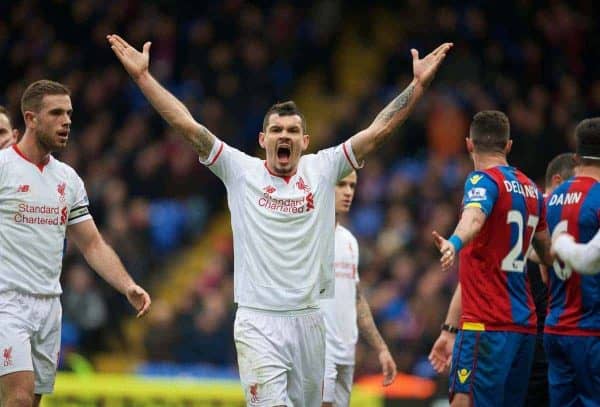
[1,0,599,382]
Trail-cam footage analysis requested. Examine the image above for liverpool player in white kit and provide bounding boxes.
[321,171,397,407]
[108,33,452,406]
[0,80,151,407]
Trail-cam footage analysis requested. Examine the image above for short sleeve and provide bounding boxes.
[462,171,499,216]
[199,139,257,185]
[68,172,92,226]
[314,140,363,183]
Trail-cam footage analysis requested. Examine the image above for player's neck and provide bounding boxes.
[472,153,508,171]
[575,165,600,181]
[17,131,52,165]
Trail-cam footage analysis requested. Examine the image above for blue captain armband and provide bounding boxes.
[449,235,464,253]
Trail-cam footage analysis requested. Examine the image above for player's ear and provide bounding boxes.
[258,132,266,149]
[465,137,474,153]
[505,139,513,154]
[24,111,37,129]
[301,133,310,152]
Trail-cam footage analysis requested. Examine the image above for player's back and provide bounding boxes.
[460,166,544,333]
[545,176,600,335]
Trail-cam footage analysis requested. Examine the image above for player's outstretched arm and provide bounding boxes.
[67,219,151,318]
[553,230,600,274]
[107,34,215,160]
[356,287,397,386]
[433,207,486,272]
[348,43,453,162]
[429,283,461,374]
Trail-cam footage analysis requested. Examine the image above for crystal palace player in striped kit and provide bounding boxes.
[544,118,600,407]
[431,111,553,407]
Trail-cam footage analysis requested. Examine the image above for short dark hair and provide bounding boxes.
[575,118,600,165]
[545,153,575,187]
[469,110,510,153]
[21,80,70,116]
[262,101,307,133]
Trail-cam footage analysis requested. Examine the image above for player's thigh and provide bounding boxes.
[0,294,35,401]
[449,330,513,407]
[543,334,577,407]
[289,311,325,407]
[333,364,354,407]
[0,371,35,406]
[504,333,536,406]
[450,393,471,407]
[234,309,290,406]
[576,335,600,407]
[30,298,61,395]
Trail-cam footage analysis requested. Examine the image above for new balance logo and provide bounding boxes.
[17,185,29,192]
[263,185,276,194]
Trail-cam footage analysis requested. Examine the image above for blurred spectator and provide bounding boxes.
[62,264,109,356]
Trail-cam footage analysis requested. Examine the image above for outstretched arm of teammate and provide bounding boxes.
[553,229,600,274]
[349,43,453,162]
[356,287,397,386]
[433,207,486,272]
[429,283,461,374]
[67,219,151,318]
[107,34,216,160]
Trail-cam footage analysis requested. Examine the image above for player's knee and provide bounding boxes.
[450,393,471,407]
[4,389,34,407]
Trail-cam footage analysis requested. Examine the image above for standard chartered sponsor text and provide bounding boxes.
[258,193,307,213]
[14,203,63,225]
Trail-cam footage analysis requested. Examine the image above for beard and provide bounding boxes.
[36,129,68,152]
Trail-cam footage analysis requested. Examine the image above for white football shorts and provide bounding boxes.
[234,306,325,406]
[0,291,62,394]
[322,359,354,406]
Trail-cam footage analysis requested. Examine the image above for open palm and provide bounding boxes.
[107,34,151,80]
[412,43,453,87]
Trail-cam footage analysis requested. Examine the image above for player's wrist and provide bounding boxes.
[441,323,459,334]
[448,235,463,253]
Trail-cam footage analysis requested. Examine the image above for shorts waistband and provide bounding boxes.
[237,305,320,317]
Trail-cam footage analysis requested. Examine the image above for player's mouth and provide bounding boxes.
[57,130,69,140]
[277,145,291,165]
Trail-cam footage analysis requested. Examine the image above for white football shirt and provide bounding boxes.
[321,224,360,365]
[0,146,92,296]
[200,139,361,311]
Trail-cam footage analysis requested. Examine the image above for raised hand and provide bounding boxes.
[428,331,455,374]
[126,283,151,318]
[433,230,456,271]
[412,43,453,87]
[107,34,151,80]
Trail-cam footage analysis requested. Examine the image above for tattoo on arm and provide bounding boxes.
[373,83,416,125]
[190,124,216,159]
[356,287,388,352]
